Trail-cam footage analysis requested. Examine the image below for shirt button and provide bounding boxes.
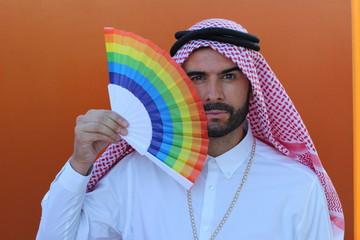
[204,226,209,232]
[209,185,215,191]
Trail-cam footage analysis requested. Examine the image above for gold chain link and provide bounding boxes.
[187,138,256,240]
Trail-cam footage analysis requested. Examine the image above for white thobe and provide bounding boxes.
[37,128,333,240]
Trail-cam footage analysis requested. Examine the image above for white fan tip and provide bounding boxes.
[108,84,152,154]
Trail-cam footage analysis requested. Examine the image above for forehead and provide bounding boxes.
[182,48,238,72]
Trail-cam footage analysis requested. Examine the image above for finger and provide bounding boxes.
[85,109,128,127]
[76,110,128,135]
[104,111,129,128]
[103,111,129,135]
[75,131,118,148]
[81,110,129,134]
[76,122,121,143]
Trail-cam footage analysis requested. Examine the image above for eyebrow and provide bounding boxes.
[186,71,207,77]
[221,66,241,74]
[186,66,241,77]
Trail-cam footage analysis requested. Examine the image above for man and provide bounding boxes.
[37,18,344,239]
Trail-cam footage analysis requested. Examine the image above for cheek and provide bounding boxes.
[193,84,206,101]
[224,85,249,107]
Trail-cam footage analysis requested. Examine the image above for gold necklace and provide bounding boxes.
[187,138,256,240]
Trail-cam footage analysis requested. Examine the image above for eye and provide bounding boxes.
[190,75,205,82]
[222,73,236,80]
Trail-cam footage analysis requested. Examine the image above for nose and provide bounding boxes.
[203,77,224,103]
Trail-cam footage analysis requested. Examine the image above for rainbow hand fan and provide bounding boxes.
[104,28,208,189]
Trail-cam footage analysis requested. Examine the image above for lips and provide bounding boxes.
[205,110,228,118]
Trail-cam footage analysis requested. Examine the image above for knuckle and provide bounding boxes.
[106,110,118,118]
[93,123,102,132]
[74,125,80,133]
[101,114,108,123]
[105,112,116,122]
[74,125,85,139]
[76,115,84,124]
[96,132,103,140]
[86,109,96,114]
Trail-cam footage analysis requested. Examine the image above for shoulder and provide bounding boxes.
[99,150,169,186]
[253,139,321,189]
[250,139,329,214]
[88,150,164,206]
[105,150,157,177]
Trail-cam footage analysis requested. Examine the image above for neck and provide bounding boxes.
[207,125,246,157]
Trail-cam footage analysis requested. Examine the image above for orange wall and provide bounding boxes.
[0,0,353,238]
[353,0,360,237]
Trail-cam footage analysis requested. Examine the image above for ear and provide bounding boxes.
[248,81,253,100]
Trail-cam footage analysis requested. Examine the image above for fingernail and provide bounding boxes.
[120,129,128,135]
[122,120,128,127]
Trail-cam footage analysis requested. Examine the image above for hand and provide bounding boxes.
[69,109,128,175]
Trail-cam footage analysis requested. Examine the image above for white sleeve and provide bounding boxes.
[296,178,334,240]
[36,161,91,240]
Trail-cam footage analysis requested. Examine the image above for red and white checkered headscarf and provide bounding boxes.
[87,18,344,238]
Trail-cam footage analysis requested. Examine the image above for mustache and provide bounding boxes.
[203,102,235,114]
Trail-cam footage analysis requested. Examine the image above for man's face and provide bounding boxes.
[182,48,250,138]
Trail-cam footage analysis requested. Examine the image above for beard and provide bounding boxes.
[204,101,250,138]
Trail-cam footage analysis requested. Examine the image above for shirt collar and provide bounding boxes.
[207,121,254,180]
